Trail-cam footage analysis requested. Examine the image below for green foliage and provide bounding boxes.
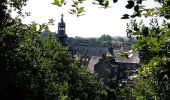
[124,2,170,99]
[105,56,116,64]
[0,1,109,100]
[68,0,86,17]
[0,18,107,100]
[52,0,65,7]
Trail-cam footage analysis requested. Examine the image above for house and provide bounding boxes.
[112,50,140,86]
[94,60,119,85]
[69,45,108,71]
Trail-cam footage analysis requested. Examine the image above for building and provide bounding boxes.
[55,14,67,46]
[112,50,140,86]
[94,60,119,85]
[69,45,109,71]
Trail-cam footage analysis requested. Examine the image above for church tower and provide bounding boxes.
[56,14,67,46]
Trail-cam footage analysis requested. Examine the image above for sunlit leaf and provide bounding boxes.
[52,0,65,7]
[103,0,109,8]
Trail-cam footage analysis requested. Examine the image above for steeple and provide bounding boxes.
[56,14,67,46]
[61,14,64,22]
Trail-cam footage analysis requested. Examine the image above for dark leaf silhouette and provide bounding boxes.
[113,0,118,3]
[125,0,135,9]
[165,15,170,19]
[96,0,104,5]
[137,0,142,4]
[134,5,139,12]
[121,14,129,19]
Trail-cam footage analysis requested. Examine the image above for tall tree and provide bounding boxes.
[0,1,107,100]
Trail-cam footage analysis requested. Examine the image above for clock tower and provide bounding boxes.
[56,14,67,46]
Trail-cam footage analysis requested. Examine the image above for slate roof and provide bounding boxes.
[88,56,102,71]
[69,45,109,57]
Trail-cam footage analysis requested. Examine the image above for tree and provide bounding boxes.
[0,1,108,100]
[126,18,170,99]
[124,1,170,99]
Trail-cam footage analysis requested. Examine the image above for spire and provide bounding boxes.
[61,13,64,22]
[58,13,65,27]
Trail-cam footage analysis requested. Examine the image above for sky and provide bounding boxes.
[22,0,160,38]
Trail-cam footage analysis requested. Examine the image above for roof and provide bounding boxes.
[88,56,102,71]
[69,45,108,57]
[58,14,65,26]
[94,60,119,72]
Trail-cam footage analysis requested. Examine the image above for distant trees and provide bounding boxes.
[67,35,134,49]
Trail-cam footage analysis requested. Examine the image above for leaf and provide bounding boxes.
[73,0,78,5]
[145,11,151,16]
[71,4,76,7]
[69,9,76,14]
[137,0,142,4]
[61,0,65,4]
[134,5,139,12]
[52,0,60,5]
[125,0,135,9]
[113,0,118,3]
[165,15,170,19]
[78,7,85,14]
[96,0,104,5]
[134,26,140,31]
[52,0,65,7]
[121,14,129,19]
[103,0,109,8]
